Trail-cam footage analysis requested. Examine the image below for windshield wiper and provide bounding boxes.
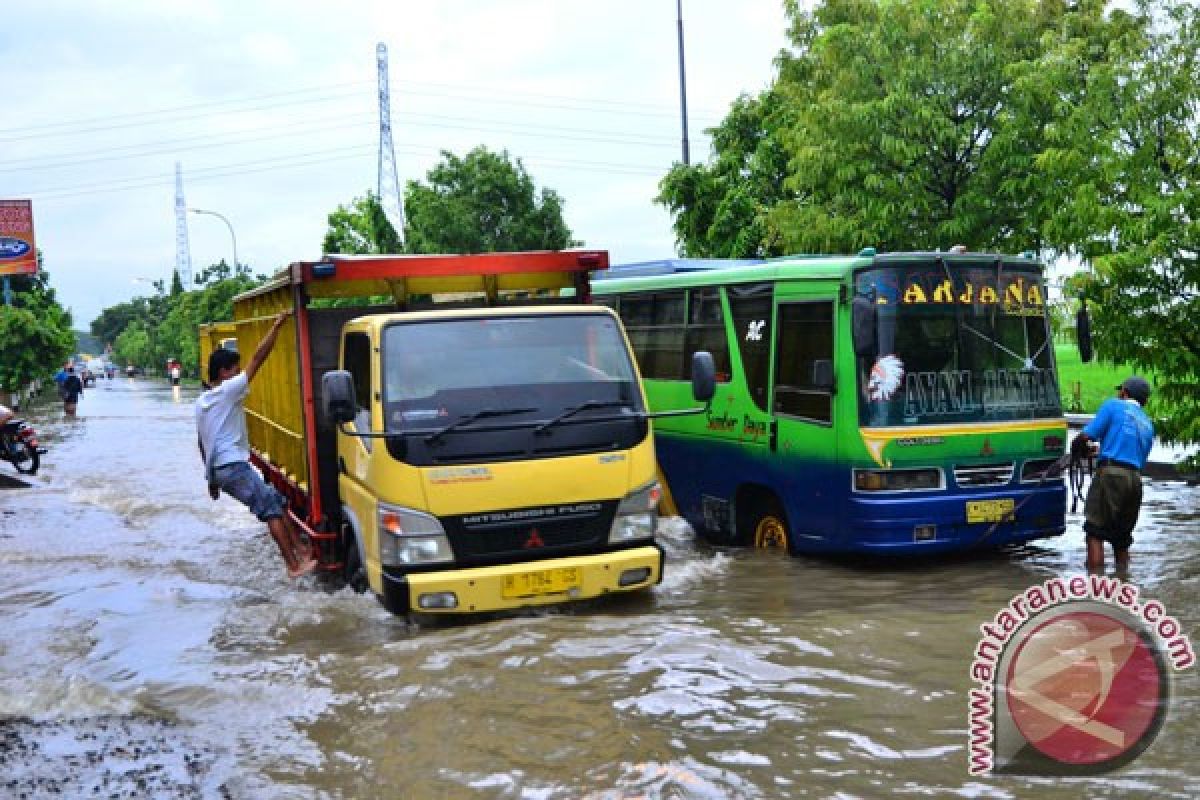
[425,407,537,444]
[534,400,632,434]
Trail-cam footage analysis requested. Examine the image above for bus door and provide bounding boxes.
[769,296,840,548]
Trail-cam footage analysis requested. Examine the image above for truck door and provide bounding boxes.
[336,331,378,577]
[770,298,841,547]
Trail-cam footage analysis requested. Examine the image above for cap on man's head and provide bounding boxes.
[1117,376,1151,404]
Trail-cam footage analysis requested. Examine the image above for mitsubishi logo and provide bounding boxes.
[524,528,545,548]
[980,438,995,457]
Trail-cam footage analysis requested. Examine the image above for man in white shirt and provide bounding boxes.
[196,309,316,578]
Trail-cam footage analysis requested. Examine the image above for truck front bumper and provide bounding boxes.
[380,545,663,615]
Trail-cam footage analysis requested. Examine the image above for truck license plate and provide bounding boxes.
[502,567,581,598]
[966,498,1015,524]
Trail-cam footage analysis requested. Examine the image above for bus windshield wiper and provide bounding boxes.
[534,400,631,434]
[425,407,537,444]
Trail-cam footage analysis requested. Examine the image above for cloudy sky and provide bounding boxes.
[2,1,790,327]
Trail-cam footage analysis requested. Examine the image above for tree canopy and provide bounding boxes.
[0,262,76,393]
[403,146,578,254]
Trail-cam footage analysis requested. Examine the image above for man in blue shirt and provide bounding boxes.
[1073,376,1155,572]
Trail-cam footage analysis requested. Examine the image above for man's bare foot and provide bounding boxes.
[287,557,318,579]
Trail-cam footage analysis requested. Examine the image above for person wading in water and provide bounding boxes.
[1071,376,1155,573]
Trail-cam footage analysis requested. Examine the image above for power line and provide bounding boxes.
[22,142,666,203]
[0,78,725,144]
[0,114,378,173]
[0,110,695,177]
[0,80,373,137]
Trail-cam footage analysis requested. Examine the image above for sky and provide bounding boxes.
[2,1,791,328]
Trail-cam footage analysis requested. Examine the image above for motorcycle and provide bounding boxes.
[1,418,47,476]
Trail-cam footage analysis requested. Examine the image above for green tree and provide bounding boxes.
[323,191,402,255]
[403,146,579,254]
[112,321,152,370]
[0,263,76,392]
[657,88,795,257]
[768,0,1108,254]
[94,260,261,378]
[1039,0,1200,450]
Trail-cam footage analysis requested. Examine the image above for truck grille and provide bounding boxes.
[441,500,618,565]
[954,463,1014,488]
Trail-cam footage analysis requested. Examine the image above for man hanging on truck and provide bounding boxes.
[196,309,317,578]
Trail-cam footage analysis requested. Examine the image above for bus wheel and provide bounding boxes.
[751,501,791,551]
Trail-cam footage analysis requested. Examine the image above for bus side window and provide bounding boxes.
[728,283,774,412]
[774,301,834,424]
[619,291,685,380]
[684,288,731,382]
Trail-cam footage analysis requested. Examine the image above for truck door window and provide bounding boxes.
[342,332,372,439]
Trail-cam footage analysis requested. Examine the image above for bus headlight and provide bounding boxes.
[609,481,661,544]
[378,503,453,566]
[853,468,943,492]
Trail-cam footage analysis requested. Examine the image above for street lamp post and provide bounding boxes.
[188,208,238,273]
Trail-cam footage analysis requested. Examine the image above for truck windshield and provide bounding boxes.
[380,313,645,464]
[854,262,1061,427]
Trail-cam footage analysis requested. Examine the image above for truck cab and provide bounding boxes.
[219,251,712,615]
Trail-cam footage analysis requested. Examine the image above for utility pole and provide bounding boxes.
[676,0,691,165]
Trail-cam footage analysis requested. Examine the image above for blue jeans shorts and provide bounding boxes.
[214,461,285,522]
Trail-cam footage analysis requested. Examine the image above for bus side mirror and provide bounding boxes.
[691,351,716,403]
[852,296,877,358]
[322,370,358,424]
[1075,301,1093,363]
[812,359,835,392]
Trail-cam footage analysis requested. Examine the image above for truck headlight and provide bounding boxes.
[608,481,661,544]
[378,503,453,566]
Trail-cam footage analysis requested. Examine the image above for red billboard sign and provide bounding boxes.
[0,199,37,276]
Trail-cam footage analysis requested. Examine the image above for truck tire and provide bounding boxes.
[340,521,368,593]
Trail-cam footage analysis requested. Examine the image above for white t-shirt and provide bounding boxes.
[195,372,251,477]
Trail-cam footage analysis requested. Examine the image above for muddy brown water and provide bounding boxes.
[1,378,1196,798]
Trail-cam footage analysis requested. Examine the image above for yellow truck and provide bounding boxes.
[198,321,238,373]
[213,251,713,615]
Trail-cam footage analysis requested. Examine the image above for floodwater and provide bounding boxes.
[1,378,1197,799]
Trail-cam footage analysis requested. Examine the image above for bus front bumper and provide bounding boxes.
[380,545,663,614]
[845,483,1067,553]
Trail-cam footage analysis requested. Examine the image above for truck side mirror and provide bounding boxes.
[322,370,358,424]
[691,351,716,404]
[812,359,835,392]
[1075,300,1093,363]
[852,295,877,358]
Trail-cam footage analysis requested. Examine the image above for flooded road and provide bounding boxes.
[1,377,1197,798]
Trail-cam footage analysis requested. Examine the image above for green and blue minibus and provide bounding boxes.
[593,249,1068,555]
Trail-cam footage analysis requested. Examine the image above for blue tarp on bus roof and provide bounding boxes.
[598,258,767,278]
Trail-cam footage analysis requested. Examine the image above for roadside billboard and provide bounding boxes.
[0,199,37,276]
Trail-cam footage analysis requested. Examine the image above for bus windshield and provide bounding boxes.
[854,262,1061,427]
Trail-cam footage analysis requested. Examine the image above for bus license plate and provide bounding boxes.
[966,498,1015,524]
[502,567,581,598]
